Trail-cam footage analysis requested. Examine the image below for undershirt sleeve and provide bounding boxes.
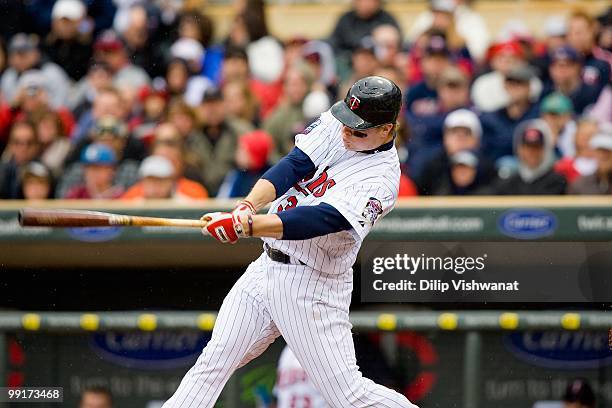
[276,203,352,240]
[261,147,316,199]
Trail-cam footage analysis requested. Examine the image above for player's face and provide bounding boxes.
[341,124,393,151]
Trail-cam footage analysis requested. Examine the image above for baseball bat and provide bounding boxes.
[18,208,208,228]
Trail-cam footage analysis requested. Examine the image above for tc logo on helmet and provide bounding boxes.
[349,95,361,110]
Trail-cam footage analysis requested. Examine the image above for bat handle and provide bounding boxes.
[125,215,209,228]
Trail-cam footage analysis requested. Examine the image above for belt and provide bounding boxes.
[264,244,305,265]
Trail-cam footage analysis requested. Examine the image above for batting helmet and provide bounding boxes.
[331,76,402,130]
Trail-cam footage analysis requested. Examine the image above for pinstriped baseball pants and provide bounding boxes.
[163,253,418,408]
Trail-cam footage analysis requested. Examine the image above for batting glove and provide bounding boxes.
[201,212,247,244]
[233,199,256,218]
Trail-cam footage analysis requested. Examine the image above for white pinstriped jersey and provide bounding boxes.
[262,109,400,274]
[275,346,329,408]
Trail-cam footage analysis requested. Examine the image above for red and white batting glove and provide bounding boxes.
[232,199,256,219]
[201,212,247,244]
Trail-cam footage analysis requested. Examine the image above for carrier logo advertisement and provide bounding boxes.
[497,209,557,239]
[361,242,612,302]
[504,331,612,370]
[90,331,211,370]
[66,226,123,242]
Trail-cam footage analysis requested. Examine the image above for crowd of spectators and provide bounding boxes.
[0,0,610,201]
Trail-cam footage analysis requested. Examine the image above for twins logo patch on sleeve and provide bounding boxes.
[360,197,383,227]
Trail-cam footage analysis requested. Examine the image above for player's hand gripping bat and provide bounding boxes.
[18,208,208,229]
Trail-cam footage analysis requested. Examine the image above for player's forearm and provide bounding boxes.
[239,203,352,240]
[244,179,277,211]
[246,214,284,239]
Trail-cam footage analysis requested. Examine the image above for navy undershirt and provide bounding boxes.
[261,147,352,239]
[277,203,353,240]
[262,147,315,198]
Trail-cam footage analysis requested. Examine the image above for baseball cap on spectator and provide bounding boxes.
[138,81,169,103]
[21,161,51,181]
[487,40,524,61]
[17,70,47,93]
[431,0,456,13]
[239,130,274,171]
[9,33,38,54]
[505,65,535,82]
[81,143,117,165]
[439,66,469,87]
[92,117,128,139]
[139,155,175,178]
[450,150,479,167]
[544,15,567,37]
[444,109,482,139]
[589,133,612,151]
[562,379,595,406]
[52,0,86,20]
[424,35,450,56]
[550,45,582,63]
[540,92,573,115]
[170,38,205,64]
[519,127,545,146]
[94,30,124,52]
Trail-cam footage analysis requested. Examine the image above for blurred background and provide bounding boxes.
[0,0,610,406]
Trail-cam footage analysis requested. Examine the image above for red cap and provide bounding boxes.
[239,130,274,171]
[94,30,124,52]
[520,127,545,146]
[488,41,524,61]
[138,85,169,103]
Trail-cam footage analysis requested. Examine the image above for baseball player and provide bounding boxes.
[163,76,418,408]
